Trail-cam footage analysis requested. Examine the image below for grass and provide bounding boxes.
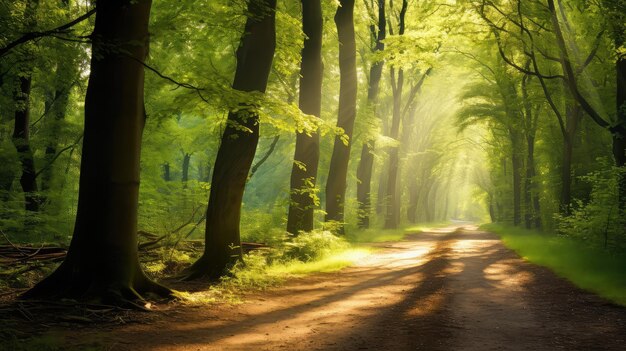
[482,223,626,306]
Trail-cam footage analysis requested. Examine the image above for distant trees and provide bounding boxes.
[0,0,620,303]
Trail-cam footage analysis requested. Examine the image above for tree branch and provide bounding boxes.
[0,8,96,58]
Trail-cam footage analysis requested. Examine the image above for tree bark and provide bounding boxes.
[525,135,541,229]
[24,0,173,305]
[181,152,190,187]
[384,68,403,229]
[183,0,277,280]
[12,76,40,212]
[356,0,385,229]
[614,52,626,208]
[560,103,581,214]
[163,162,171,181]
[287,0,323,234]
[510,130,523,226]
[325,0,357,231]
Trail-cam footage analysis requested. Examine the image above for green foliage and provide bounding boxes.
[555,162,626,251]
[484,223,626,306]
[217,230,365,291]
[282,230,350,261]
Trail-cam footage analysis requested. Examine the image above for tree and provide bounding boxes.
[286,0,323,234]
[325,0,358,231]
[356,0,386,229]
[11,0,40,212]
[24,0,173,305]
[182,0,277,280]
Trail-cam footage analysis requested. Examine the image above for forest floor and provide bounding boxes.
[2,225,626,350]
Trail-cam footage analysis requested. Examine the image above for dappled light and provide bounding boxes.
[1,0,625,349]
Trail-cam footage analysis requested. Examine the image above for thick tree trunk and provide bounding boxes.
[184,0,277,280]
[287,0,323,234]
[24,0,173,305]
[356,0,385,229]
[12,76,40,212]
[325,0,357,231]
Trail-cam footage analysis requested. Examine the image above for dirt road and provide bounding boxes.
[31,226,626,350]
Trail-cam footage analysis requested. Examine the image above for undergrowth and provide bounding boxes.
[482,223,626,306]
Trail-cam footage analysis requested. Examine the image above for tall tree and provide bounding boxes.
[183,0,277,279]
[356,0,386,229]
[12,0,40,212]
[24,0,173,305]
[286,0,323,234]
[325,0,358,231]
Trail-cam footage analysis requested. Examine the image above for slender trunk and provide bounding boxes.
[250,135,279,180]
[356,0,385,229]
[325,0,357,231]
[12,76,40,212]
[525,136,541,229]
[488,193,496,223]
[560,103,581,214]
[41,0,77,193]
[41,86,71,192]
[287,0,323,234]
[406,175,418,223]
[163,162,171,181]
[614,55,626,208]
[24,0,173,305]
[384,68,403,229]
[184,0,277,280]
[510,131,523,226]
[181,153,190,187]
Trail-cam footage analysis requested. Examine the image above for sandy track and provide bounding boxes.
[32,226,626,350]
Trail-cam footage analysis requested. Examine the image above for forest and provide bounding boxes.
[1,0,625,350]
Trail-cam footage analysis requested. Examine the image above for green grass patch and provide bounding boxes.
[482,223,626,306]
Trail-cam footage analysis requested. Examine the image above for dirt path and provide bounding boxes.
[15,226,626,350]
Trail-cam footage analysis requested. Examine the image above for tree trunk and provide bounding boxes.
[41,85,71,192]
[560,103,581,214]
[12,76,40,212]
[614,54,626,209]
[510,130,523,226]
[525,135,541,229]
[181,152,190,187]
[488,193,496,223]
[24,0,173,305]
[406,175,418,223]
[384,68,403,229]
[287,0,323,234]
[356,0,385,229]
[325,0,357,231]
[41,2,78,193]
[183,0,277,280]
[163,162,171,181]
